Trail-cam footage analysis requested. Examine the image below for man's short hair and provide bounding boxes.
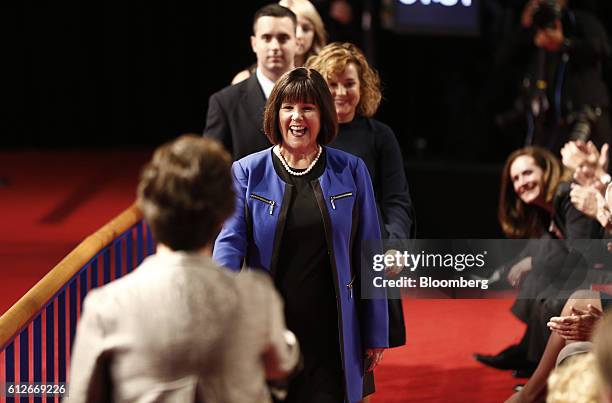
[252,4,297,34]
[138,135,235,251]
[263,67,338,145]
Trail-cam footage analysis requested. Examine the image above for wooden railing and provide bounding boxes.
[0,203,154,402]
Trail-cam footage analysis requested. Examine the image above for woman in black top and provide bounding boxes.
[307,42,414,347]
[475,146,602,379]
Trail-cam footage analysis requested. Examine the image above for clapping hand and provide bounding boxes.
[547,304,603,341]
[561,140,601,171]
[562,140,609,192]
[569,184,602,219]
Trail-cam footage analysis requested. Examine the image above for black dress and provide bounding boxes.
[271,149,344,403]
[330,116,414,240]
[330,116,413,347]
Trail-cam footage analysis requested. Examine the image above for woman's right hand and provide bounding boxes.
[507,256,532,288]
[383,249,403,278]
[365,348,385,372]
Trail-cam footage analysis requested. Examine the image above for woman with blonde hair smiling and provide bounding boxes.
[306,43,414,352]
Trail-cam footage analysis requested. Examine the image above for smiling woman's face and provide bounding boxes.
[278,99,320,153]
[326,63,361,124]
[510,155,545,205]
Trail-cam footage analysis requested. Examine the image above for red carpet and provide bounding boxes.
[1,150,527,402]
[0,149,152,314]
[373,298,526,402]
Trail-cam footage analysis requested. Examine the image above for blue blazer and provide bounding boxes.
[213,146,389,402]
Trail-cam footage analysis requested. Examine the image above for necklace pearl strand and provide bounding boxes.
[277,145,322,176]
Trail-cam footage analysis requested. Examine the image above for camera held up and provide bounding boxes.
[532,0,562,30]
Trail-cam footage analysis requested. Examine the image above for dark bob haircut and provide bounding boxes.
[137,135,235,251]
[263,67,338,145]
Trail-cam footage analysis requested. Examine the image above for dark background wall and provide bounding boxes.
[5,1,612,154]
[4,1,612,237]
[5,2,272,148]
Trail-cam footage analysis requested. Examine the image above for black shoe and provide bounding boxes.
[512,365,536,378]
[474,344,530,370]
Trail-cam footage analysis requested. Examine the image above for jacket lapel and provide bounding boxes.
[242,75,267,135]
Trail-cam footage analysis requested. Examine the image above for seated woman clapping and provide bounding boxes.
[505,140,612,403]
[476,146,602,376]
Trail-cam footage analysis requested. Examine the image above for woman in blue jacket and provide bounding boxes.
[213,67,389,403]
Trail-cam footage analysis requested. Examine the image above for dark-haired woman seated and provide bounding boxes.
[475,146,602,376]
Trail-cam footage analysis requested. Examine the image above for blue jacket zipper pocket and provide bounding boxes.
[330,192,353,210]
[250,194,276,215]
[347,275,356,298]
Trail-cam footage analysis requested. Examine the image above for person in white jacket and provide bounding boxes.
[66,135,299,403]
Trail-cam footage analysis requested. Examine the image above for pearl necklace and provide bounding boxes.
[277,145,322,176]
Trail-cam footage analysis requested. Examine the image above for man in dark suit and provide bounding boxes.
[204,4,297,160]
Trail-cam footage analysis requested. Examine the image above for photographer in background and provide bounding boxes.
[495,0,611,156]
